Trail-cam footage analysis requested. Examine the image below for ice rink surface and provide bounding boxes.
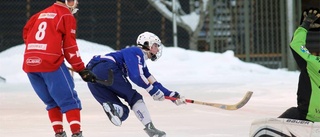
[0,40,299,137]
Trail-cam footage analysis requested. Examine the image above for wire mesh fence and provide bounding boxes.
[203,0,301,68]
[0,0,306,69]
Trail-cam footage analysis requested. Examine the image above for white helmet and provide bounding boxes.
[58,0,79,14]
[136,32,163,61]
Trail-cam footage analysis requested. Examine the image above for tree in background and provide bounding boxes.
[148,0,209,50]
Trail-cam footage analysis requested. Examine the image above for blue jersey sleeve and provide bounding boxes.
[153,82,171,96]
[143,66,151,78]
[122,47,152,89]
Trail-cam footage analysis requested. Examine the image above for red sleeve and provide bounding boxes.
[58,14,85,72]
[22,13,39,43]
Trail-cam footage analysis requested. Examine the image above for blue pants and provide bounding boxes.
[27,63,81,113]
[87,60,143,121]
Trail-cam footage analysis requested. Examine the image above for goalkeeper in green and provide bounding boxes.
[279,8,320,122]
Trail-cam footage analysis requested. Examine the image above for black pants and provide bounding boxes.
[278,107,309,121]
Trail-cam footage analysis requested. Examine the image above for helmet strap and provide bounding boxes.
[150,54,157,61]
[140,43,150,50]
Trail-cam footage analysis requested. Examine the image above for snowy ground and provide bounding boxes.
[0,39,300,137]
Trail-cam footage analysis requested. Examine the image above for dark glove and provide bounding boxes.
[78,68,96,83]
[300,9,320,30]
[169,91,186,106]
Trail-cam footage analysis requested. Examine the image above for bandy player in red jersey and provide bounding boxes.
[22,0,96,137]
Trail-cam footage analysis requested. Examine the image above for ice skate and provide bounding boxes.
[71,131,83,137]
[143,122,166,137]
[55,131,67,137]
[103,102,122,126]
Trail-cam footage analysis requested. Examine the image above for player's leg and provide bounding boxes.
[88,61,131,125]
[94,62,166,136]
[44,63,82,136]
[87,72,130,126]
[27,72,65,136]
[278,107,307,121]
[132,99,166,137]
[105,71,166,136]
[108,81,166,137]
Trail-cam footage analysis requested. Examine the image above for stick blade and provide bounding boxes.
[203,91,253,110]
[234,91,253,110]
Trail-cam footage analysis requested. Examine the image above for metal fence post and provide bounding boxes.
[26,0,31,19]
[172,0,178,47]
[244,0,250,62]
[286,0,297,71]
[280,0,287,68]
[209,0,215,52]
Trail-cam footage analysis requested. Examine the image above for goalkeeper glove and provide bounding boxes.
[300,9,320,30]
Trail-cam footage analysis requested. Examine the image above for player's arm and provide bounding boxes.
[290,9,320,63]
[125,53,151,89]
[145,72,171,96]
[122,52,163,100]
[289,27,311,60]
[58,14,96,83]
[59,14,85,72]
[143,58,185,105]
[22,13,39,43]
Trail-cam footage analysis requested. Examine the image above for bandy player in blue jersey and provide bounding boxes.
[85,32,186,137]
